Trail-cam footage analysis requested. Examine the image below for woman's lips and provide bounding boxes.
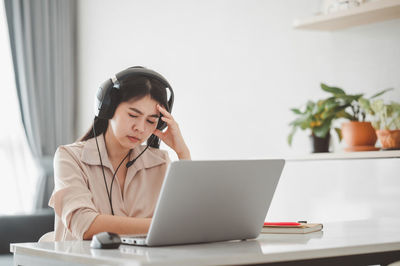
[128,136,140,143]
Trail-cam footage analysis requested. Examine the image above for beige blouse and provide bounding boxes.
[48,134,170,241]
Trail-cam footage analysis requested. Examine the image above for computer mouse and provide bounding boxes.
[90,232,122,249]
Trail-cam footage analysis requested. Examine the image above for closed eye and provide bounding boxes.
[129,114,156,125]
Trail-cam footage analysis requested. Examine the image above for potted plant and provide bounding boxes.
[320,83,392,151]
[288,97,346,153]
[359,98,400,150]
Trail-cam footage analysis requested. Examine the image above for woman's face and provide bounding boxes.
[109,95,161,149]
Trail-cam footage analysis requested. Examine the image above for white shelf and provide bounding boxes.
[293,0,400,31]
[286,150,400,161]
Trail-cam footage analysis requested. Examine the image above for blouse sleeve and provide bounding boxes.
[49,146,99,239]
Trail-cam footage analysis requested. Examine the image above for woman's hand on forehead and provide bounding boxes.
[153,104,191,160]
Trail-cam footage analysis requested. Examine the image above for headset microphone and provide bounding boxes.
[125,159,136,169]
[125,135,157,168]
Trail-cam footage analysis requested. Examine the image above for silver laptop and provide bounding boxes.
[121,159,285,246]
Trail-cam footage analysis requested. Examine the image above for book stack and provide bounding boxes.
[261,222,323,234]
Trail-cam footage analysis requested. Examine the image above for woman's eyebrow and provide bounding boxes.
[129,107,160,118]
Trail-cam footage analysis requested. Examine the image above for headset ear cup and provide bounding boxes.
[156,118,167,131]
[147,134,160,148]
[95,79,112,118]
[158,100,172,131]
[96,79,119,119]
[147,117,166,148]
[105,88,120,118]
[167,90,174,113]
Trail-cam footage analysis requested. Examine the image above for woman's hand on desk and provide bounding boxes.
[83,215,152,240]
[153,104,191,160]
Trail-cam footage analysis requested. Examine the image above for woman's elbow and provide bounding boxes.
[83,230,92,240]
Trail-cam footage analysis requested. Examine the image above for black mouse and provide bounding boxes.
[90,232,122,249]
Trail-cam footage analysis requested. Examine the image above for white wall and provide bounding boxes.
[76,0,400,222]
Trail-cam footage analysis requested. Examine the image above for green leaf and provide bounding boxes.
[290,108,302,114]
[287,126,297,146]
[316,101,325,114]
[321,83,345,95]
[372,121,380,130]
[324,102,339,113]
[335,110,355,120]
[358,97,373,115]
[371,99,384,113]
[300,118,312,130]
[334,127,342,142]
[305,101,315,113]
[391,102,400,111]
[289,117,307,126]
[324,97,337,104]
[369,88,393,99]
[339,94,363,102]
[313,119,332,138]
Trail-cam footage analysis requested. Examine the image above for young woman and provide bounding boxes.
[49,67,190,241]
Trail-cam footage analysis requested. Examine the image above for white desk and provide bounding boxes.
[11,219,400,266]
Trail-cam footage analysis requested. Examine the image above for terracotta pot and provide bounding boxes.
[341,121,378,151]
[376,129,400,150]
[309,132,330,153]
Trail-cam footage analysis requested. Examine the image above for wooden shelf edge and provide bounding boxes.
[286,150,400,161]
[293,0,400,31]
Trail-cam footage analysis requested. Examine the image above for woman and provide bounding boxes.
[49,67,190,241]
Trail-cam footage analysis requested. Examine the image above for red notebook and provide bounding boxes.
[262,222,323,234]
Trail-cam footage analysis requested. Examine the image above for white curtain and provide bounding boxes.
[0,1,38,214]
[3,0,76,209]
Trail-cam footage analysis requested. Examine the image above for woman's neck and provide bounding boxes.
[104,129,130,163]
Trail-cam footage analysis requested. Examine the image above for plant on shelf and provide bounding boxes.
[320,83,393,152]
[359,97,400,150]
[320,83,393,121]
[288,96,347,153]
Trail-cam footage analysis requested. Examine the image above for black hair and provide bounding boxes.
[79,76,169,148]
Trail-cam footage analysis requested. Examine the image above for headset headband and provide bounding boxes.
[95,66,174,120]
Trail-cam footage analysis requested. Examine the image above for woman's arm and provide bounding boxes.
[177,148,191,160]
[83,215,151,240]
[52,147,152,240]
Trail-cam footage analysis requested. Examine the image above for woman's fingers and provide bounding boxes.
[153,109,190,159]
[153,129,166,140]
[157,104,173,119]
[161,116,175,127]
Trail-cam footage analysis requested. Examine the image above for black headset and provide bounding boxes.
[95,66,174,134]
[93,66,174,215]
